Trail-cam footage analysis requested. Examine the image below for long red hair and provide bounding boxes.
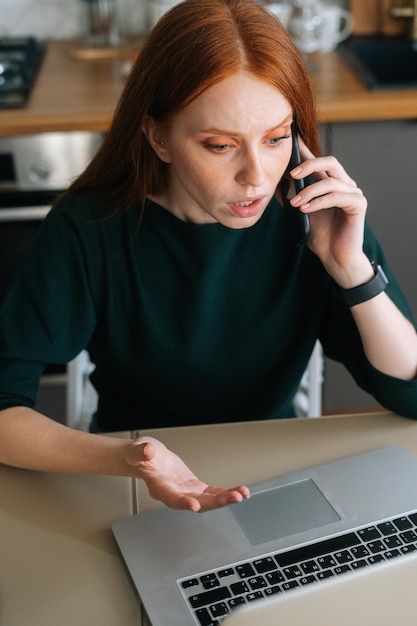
[69,0,320,212]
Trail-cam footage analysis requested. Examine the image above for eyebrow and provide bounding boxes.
[200,114,293,136]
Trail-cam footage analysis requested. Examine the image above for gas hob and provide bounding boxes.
[0,37,46,108]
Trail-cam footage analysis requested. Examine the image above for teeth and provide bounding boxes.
[236,201,254,207]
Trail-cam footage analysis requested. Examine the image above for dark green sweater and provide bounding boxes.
[1,195,416,430]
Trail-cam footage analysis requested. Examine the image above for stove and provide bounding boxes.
[0,37,46,108]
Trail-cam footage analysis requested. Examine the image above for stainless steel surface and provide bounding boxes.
[0,206,51,221]
[0,131,103,191]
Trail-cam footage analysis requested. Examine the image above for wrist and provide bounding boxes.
[339,260,389,308]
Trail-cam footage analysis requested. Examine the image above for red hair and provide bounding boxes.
[70,0,320,212]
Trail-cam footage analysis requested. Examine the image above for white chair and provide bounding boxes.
[66,350,97,430]
[293,341,324,417]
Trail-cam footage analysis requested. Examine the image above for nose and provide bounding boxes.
[235,148,265,187]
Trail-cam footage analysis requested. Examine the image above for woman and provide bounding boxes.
[0,0,416,512]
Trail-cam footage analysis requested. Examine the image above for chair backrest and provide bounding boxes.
[293,340,323,417]
[66,350,97,430]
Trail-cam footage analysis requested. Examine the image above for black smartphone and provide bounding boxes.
[289,122,310,243]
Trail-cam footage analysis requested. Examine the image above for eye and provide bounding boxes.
[267,133,291,147]
[202,142,233,153]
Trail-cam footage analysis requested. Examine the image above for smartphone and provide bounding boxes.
[289,122,310,243]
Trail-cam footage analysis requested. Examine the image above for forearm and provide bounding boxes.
[351,291,417,381]
[322,252,417,381]
[0,406,133,476]
[0,406,250,512]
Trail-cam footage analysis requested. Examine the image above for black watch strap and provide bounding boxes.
[341,261,389,308]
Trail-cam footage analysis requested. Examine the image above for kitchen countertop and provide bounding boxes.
[1,39,417,137]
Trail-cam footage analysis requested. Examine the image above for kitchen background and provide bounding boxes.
[0,0,347,40]
[0,0,148,39]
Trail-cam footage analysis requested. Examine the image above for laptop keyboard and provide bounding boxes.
[178,510,417,626]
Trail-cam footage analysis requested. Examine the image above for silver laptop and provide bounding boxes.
[223,552,417,626]
[113,446,417,626]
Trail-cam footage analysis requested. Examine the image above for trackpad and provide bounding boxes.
[231,479,340,545]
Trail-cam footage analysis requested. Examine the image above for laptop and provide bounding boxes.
[223,552,417,626]
[112,446,417,626]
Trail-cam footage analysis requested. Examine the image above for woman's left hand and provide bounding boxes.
[289,139,369,287]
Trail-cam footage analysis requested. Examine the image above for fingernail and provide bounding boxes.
[291,166,302,176]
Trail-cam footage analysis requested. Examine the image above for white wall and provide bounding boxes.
[0,0,148,40]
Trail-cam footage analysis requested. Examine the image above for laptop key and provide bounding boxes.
[182,578,199,589]
[358,526,381,542]
[230,581,249,595]
[195,607,219,626]
[236,563,256,578]
[408,512,417,525]
[384,535,402,549]
[265,585,282,596]
[246,591,264,602]
[385,549,401,559]
[190,586,231,609]
[275,532,359,567]
[201,574,220,590]
[283,565,302,579]
[282,580,300,591]
[248,576,267,590]
[334,550,354,564]
[209,602,229,619]
[301,559,320,574]
[266,570,285,585]
[228,596,246,609]
[378,521,397,536]
[393,516,413,531]
[351,545,369,558]
[400,530,417,543]
[367,540,385,553]
[368,554,385,565]
[253,557,277,573]
[300,575,317,585]
[317,555,337,568]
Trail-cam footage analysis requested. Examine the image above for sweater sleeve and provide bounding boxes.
[319,223,417,419]
[0,198,97,411]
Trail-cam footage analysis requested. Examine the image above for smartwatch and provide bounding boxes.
[341,261,389,308]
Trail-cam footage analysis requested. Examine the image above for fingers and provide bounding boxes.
[159,485,250,513]
[289,151,366,216]
[293,138,357,187]
[184,485,251,513]
[290,178,367,215]
[291,154,356,187]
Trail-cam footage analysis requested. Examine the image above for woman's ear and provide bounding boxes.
[142,117,170,162]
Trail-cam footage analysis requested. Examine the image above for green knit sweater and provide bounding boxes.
[0,194,416,430]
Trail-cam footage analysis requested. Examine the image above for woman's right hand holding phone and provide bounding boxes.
[289,138,371,290]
